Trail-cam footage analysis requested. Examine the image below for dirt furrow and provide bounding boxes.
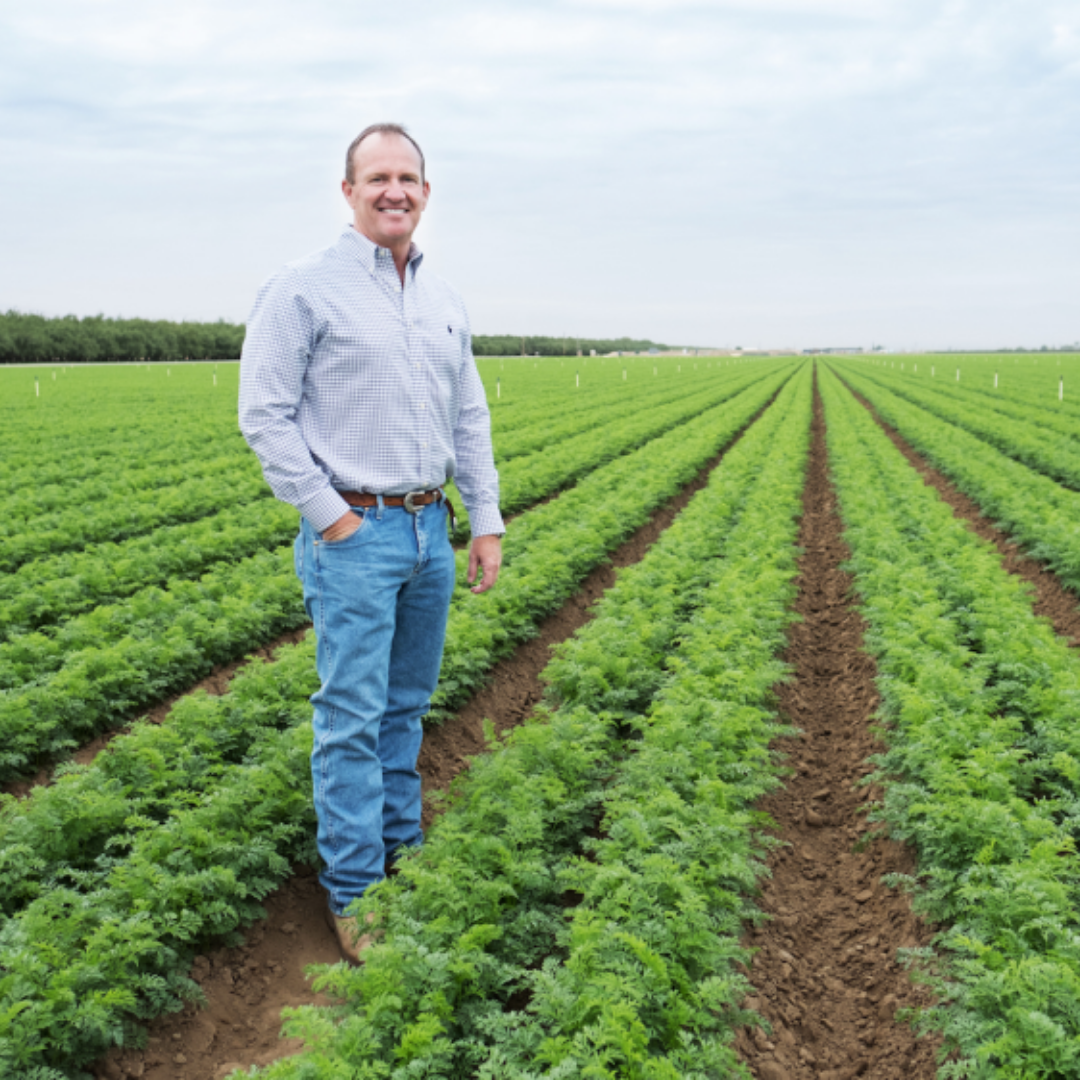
[845,382,1080,648]
[735,377,939,1080]
[94,398,776,1080]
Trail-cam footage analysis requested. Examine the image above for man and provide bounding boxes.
[238,123,504,965]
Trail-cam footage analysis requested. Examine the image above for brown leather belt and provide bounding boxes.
[340,489,441,510]
[339,488,457,530]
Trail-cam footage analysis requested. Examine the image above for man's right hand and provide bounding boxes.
[322,510,362,543]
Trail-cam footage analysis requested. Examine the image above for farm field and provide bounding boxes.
[1,352,1080,1079]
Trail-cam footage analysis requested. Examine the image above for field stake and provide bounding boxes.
[497,377,501,399]
[956,368,960,382]
[35,377,39,397]
[994,371,998,388]
[1061,377,1064,402]
[576,371,579,388]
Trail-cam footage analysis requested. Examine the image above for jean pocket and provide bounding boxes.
[320,510,368,546]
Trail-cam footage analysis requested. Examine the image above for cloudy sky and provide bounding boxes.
[1,0,1077,349]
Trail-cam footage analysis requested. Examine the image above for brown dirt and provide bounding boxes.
[94,399,774,1080]
[734,376,940,1079]
[844,382,1080,648]
[2,627,311,799]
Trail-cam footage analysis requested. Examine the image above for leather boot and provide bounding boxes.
[325,907,379,967]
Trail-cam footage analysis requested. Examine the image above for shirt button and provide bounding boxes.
[419,402,426,410]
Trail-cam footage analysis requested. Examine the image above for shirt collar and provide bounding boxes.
[342,225,424,278]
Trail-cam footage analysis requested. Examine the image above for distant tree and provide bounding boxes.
[0,311,676,365]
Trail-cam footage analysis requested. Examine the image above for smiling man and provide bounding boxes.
[238,123,503,965]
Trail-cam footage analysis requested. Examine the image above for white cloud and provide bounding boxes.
[0,0,1076,347]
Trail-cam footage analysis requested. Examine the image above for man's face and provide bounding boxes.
[342,133,429,253]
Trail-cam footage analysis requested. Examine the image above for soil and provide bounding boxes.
[844,382,1080,648]
[734,376,940,1079]
[93,400,771,1080]
[2,627,311,799]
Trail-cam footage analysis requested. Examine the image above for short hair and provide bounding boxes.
[345,123,426,185]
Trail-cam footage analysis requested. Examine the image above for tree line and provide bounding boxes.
[0,311,672,364]
[0,312,245,364]
[470,334,671,356]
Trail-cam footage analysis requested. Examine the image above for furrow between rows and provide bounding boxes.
[0,368,797,1077]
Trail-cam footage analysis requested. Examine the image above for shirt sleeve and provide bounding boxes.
[238,267,350,532]
[451,305,505,537]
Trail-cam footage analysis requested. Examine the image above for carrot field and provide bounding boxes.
[2,352,1080,1079]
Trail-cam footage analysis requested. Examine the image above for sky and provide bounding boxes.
[1,0,1077,350]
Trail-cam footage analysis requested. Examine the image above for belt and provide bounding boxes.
[339,487,457,530]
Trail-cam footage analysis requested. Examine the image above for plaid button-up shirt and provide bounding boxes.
[239,225,503,537]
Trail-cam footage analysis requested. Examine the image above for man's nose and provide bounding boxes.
[383,179,408,202]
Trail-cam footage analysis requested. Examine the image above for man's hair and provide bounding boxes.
[345,123,426,185]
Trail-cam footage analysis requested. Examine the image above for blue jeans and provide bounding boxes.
[294,498,456,915]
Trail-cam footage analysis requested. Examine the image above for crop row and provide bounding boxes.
[3,359,757,500]
[0,365,775,700]
[2,365,772,628]
[490,364,767,462]
[488,365,771,521]
[822,366,1080,1077]
[0,498,301,642]
[0,469,275,574]
[864,367,1080,442]
[0,360,792,797]
[0,426,248,501]
[845,364,1080,491]
[0,363,807,1078]
[834,366,1080,599]
[0,407,246,490]
[3,365,700,502]
[6,443,259,525]
[956,367,1080,422]
[254,361,813,1079]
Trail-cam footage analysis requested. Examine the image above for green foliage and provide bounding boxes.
[0,363,801,1073]
[847,364,1080,491]
[0,310,244,364]
[821,365,1080,1077]
[248,365,811,1079]
[0,362,792,782]
[0,312,678,365]
[833,364,1080,598]
[470,335,675,357]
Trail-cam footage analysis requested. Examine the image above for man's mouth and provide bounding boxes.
[378,208,408,215]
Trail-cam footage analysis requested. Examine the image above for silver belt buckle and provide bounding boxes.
[403,490,426,514]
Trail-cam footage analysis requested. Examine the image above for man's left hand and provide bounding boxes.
[468,535,502,594]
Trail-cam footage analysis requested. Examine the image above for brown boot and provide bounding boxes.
[325,908,379,967]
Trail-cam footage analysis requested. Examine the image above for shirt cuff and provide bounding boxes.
[468,504,505,538]
[301,487,352,533]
